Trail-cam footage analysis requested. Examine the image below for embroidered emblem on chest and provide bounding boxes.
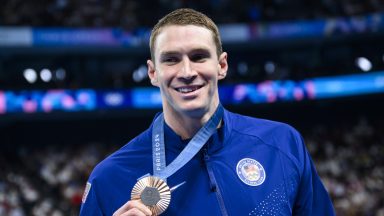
[236,158,266,186]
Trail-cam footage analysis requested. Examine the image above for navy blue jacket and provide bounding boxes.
[80,109,335,215]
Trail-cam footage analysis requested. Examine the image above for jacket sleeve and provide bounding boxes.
[293,133,335,216]
[79,180,103,216]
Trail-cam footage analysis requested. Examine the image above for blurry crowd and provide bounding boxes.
[1,0,383,29]
[0,115,383,215]
[305,116,384,216]
[0,143,116,216]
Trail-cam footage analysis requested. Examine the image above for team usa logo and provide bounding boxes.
[236,158,266,186]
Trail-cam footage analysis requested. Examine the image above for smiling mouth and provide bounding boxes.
[175,85,204,93]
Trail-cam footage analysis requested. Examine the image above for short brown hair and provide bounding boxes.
[149,8,223,61]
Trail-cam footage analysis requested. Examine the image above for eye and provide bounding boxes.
[190,53,208,62]
[161,56,179,64]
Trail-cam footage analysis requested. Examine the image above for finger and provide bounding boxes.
[113,200,152,216]
[128,200,152,216]
[120,208,149,216]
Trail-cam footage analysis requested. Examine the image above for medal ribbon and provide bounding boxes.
[151,104,223,180]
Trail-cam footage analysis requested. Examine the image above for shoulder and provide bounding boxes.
[225,110,304,160]
[88,128,152,183]
[227,110,301,143]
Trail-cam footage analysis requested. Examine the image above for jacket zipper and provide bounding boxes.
[203,148,229,216]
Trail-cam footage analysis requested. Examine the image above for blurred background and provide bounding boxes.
[1,0,384,215]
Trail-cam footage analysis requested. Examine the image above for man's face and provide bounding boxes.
[148,25,228,118]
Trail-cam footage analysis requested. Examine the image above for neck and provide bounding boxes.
[163,105,219,140]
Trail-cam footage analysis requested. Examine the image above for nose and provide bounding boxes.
[179,57,197,81]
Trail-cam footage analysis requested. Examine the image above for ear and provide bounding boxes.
[218,52,228,80]
[147,59,159,87]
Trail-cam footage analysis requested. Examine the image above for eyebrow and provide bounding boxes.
[159,48,211,57]
[159,51,180,57]
[189,48,211,56]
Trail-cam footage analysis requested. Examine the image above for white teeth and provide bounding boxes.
[178,87,194,93]
[176,86,202,93]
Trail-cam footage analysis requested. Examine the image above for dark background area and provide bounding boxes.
[1,0,384,215]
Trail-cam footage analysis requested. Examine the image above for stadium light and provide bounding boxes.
[23,68,37,83]
[237,61,248,76]
[55,68,66,81]
[40,69,52,82]
[132,65,148,83]
[264,61,276,74]
[356,57,372,72]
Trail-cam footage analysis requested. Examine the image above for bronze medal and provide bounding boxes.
[131,176,171,215]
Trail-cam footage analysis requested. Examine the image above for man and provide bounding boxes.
[80,8,335,216]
